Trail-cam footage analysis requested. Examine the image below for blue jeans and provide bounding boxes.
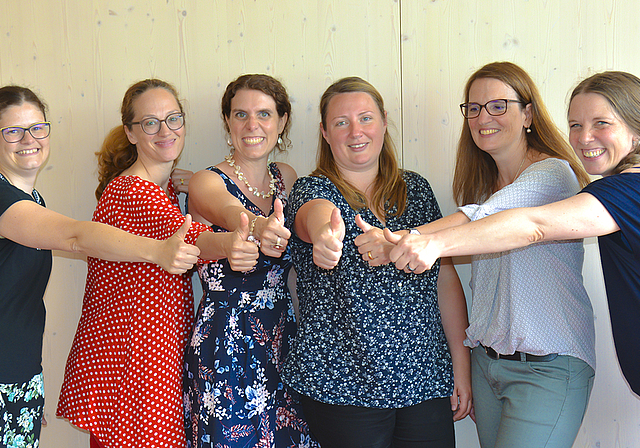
[472,347,594,448]
[301,395,455,448]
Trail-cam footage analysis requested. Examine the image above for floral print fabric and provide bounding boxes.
[183,165,317,448]
[1,373,44,448]
[283,171,454,408]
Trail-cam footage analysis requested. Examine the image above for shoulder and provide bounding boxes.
[190,167,226,192]
[273,162,298,191]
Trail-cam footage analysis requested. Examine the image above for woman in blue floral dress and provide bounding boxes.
[183,74,317,448]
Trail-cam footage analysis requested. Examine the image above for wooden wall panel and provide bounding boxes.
[400,1,640,447]
[1,0,640,446]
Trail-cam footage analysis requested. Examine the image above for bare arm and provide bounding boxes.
[189,168,292,257]
[194,212,259,272]
[294,199,345,269]
[0,201,199,274]
[389,192,619,272]
[437,258,472,421]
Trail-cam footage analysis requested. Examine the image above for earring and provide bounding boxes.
[526,127,532,134]
[277,135,283,145]
[226,135,234,147]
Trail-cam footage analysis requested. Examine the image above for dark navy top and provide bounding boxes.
[282,171,453,408]
[582,172,640,396]
[0,178,52,383]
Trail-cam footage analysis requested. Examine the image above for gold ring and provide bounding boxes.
[180,178,184,185]
[275,235,282,246]
[367,251,374,260]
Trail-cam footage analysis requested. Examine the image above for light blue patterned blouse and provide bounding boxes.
[461,158,596,369]
[282,171,454,408]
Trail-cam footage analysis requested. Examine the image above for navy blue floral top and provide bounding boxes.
[282,171,453,408]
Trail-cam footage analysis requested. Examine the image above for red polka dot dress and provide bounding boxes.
[57,176,211,448]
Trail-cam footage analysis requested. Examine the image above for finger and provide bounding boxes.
[238,212,250,240]
[383,227,402,244]
[329,207,343,236]
[175,214,192,241]
[355,214,372,233]
[273,197,285,223]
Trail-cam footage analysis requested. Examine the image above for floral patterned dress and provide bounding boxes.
[183,165,317,448]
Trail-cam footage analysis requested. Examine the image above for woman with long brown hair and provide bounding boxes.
[282,77,471,447]
[57,79,259,448]
[389,62,595,448]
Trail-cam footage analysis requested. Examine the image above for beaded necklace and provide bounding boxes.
[224,154,276,199]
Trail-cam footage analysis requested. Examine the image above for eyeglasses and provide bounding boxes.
[129,113,185,135]
[0,122,51,143]
[460,99,524,119]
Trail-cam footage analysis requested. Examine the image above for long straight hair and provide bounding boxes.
[453,62,589,206]
[313,77,406,218]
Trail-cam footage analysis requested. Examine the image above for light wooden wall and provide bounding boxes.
[1,1,639,447]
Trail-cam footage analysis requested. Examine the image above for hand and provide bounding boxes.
[171,168,193,194]
[258,198,291,258]
[354,214,395,266]
[450,376,473,421]
[159,214,201,274]
[226,212,260,272]
[312,207,345,270]
[385,228,440,274]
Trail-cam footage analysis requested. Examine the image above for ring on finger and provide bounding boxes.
[367,251,374,260]
[274,235,283,250]
[407,265,415,272]
[180,178,184,185]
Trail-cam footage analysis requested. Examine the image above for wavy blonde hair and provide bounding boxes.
[313,77,406,218]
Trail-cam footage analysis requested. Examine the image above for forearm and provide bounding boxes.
[195,231,232,260]
[70,221,166,263]
[295,199,336,243]
[416,211,470,235]
[437,260,469,357]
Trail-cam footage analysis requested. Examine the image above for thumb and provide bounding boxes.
[273,197,285,223]
[176,214,192,241]
[237,212,250,240]
[355,214,372,232]
[384,227,402,244]
[329,207,343,235]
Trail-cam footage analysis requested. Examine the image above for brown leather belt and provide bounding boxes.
[482,345,558,362]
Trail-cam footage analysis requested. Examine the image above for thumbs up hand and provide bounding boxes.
[312,207,345,270]
[226,212,260,272]
[258,198,291,258]
[159,214,201,274]
[354,214,394,266]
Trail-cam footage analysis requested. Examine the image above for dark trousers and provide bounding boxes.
[301,395,455,448]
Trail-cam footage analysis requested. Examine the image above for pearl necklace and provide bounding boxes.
[225,154,276,199]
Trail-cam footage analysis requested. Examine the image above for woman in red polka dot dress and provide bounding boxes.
[56,79,260,448]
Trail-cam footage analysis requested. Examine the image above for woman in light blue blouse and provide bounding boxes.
[282,77,471,447]
[389,62,595,448]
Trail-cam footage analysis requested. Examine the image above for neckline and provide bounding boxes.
[0,172,44,206]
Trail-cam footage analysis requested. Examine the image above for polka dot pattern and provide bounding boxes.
[56,176,211,448]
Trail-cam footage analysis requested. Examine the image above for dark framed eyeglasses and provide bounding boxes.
[460,99,524,119]
[0,122,51,143]
[130,113,185,135]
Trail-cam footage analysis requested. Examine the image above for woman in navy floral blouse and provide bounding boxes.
[283,77,472,447]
